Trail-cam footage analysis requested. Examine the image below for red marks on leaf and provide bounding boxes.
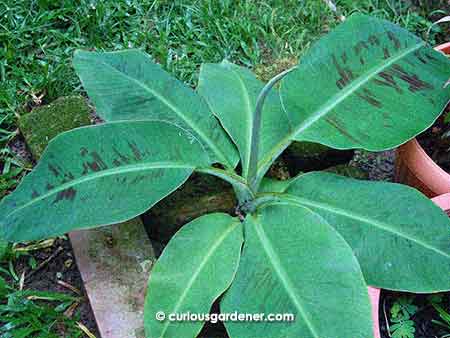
[81,149,108,175]
[387,31,401,50]
[354,34,379,57]
[354,41,369,56]
[48,164,60,177]
[112,147,131,166]
[414,50,428,64]
[383,47,390,60]
[373,71,402,93]
[325,116,360,144]
[390,64,434,92]
[368,34,380,46]
[53,187,77,204]
[128,141,142,161]
[356,88,382,108]
[333,54,382,108]
[333,55,354,89]
[425,53,438,62]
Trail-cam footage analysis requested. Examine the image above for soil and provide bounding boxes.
[416,103,450,172]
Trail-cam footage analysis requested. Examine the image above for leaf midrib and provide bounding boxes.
[158,221,240,338]
[4,162,193,219]
[251,214,320,338]
[256,41,426,180]
[82,55,229,167]
[282,193,450,259]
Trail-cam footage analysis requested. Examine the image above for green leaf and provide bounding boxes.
[198,61,291,178]
[281,13,450,150]
[222,203,372,338]
[73,50,238,168]
[390,321,415,338]
[258,178,292,193]
[0,121,209,241]
[281,171,450,292]
[254,14,450,183]
[144,213,243,338]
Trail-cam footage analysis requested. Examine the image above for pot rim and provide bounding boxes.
[397,42,450,195]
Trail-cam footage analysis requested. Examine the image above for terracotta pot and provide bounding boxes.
[369,193,450,338]
[395,42,450,197]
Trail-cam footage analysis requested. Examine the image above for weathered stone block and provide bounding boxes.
[19,96,91,159]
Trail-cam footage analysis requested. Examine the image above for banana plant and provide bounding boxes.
[1,14,450,338]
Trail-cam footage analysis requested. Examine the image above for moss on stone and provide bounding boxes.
[19,96,91,159]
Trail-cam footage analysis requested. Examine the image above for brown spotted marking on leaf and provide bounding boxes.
[387,31,401,50]
[382,112,393,128]
[53,187,77,204]
[48,164,60,177]
[31,190,40,199]
[356,88,382,108]
[46,183,55,191]
[115,176,127,184]
[359,56,365,65]
[62,172,75,183]
[383,47,390,60]
[332,54,354,89]
[368,34,380,46]
[82,151,108,174]
[325,116,360,144]
[414,50,427,64]
[390,64,434,92]
[373,71,402,93]
[112,147,130,166]
[354,41,369,55]
[128,142,143,161]
[80,147,89,156]
[341,51,348,64]
[332,54,382,108]
[112,159,121,167]
[425,53,438,62]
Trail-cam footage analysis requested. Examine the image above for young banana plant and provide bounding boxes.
[1,14,450,338]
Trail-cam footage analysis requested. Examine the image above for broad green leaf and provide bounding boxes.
[222,203,372,338]
[281,171,450,292]
[73,50,238,168]
[144,213,243,338]
[281,14,450,150]
[198,61,291,178]
[258,177,292,193]
[0,121,209,241]
[254,14,450,183]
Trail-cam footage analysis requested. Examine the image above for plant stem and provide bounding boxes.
[246,66,297,192]
[196,167,255,205]
[242,192,285,213]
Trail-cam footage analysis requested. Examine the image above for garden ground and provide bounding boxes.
[1,0,450,337]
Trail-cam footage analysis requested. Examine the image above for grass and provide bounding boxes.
[0,0,449,336]
[0,242,87,337]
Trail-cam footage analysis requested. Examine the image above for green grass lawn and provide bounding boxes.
[1,0,447,181]
[0,0,449,336]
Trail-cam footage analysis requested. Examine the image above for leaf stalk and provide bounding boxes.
[246,66,297,192]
